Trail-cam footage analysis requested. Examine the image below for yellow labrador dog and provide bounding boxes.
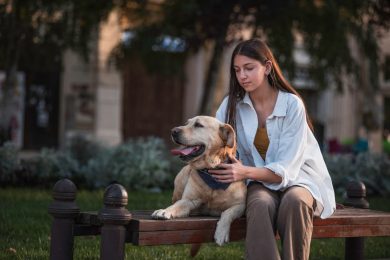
[151,116,246,246]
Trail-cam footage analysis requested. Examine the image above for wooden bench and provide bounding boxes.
[48,179,390,260]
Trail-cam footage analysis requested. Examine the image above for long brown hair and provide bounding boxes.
[225,38,314,131]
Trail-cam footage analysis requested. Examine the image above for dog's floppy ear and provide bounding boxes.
[219,123,236,149]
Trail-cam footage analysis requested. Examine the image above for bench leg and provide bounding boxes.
[99,183,132,260]
[100,225,127,260]
[345,237,364,260]
[48,179,79,260]
[343,181,368,260]
[50,218,75,260]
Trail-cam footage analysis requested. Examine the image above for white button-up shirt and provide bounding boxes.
[216,91,336,218]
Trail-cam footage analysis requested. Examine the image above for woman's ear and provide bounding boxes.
[265,60,272,75]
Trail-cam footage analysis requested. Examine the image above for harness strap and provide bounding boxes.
[197,169,230,190]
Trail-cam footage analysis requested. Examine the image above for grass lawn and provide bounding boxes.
[0,187,390,259]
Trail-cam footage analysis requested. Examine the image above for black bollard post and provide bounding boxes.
[48,179,80,260]
[343,180,369,260]
[99,183,132,260]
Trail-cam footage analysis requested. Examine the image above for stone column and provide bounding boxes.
[343,180,369,260]
[99,183,132,260]
[48,179,80,260]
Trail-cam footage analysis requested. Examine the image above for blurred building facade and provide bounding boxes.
[60,11,123,147]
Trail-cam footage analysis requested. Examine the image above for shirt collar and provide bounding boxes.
[241,92,254,108]
[271,90,288,117]
[240,90,288,117]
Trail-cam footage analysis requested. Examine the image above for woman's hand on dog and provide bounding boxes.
[209,156,247,183]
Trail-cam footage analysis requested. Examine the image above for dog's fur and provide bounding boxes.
[151,116,247,245]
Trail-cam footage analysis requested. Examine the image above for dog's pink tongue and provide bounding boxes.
[171,146,198,156]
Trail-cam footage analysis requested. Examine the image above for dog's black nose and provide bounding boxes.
[171,127,181,139]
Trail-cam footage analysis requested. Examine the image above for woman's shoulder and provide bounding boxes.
[216,96,229,111]
[282,91,305,109]
[277,91,306,117]
[220,95,229,106]
[215,96,229,120]
[282,91,302,103]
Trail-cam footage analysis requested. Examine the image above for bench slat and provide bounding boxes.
[313,225,390,238]
[314,208,390,226]
[131,228,246,246]
[128,225,390,246]
[128,208,390,231]
[74,208,390,246]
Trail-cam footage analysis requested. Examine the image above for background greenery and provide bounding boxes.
[0,188,389,259]
[1,137,390,196]
[0,136,184,191]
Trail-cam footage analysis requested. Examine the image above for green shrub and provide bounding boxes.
[2,135,177,191]
[31,148,81,186]
[0,142,20,184]
[5,135,390,196]
[324,152,390,196]
[82,137,175,190]
[66,134,105,165]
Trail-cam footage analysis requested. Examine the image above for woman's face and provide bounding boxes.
[233,54,269,92]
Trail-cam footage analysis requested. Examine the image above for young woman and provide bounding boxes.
[209,39,336,260]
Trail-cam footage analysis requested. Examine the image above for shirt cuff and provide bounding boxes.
[263,163,288,190]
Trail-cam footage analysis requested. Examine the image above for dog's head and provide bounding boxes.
[170,116,236,169]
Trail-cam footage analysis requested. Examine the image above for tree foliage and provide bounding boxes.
[117,0,390,120]
[0,0,114,82]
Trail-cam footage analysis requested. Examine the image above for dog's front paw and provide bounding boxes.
[151,209,173,220]
[214,223,230,246]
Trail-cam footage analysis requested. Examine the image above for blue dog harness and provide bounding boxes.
[196,153,240,190]
[197,169,231,190]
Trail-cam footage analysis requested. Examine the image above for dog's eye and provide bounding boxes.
[194,122,204,128]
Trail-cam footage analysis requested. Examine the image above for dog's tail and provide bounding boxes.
[190,243,202,257]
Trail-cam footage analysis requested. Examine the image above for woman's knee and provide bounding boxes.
[246,183,279,220]
[246,196,278,220]
[279,186,314,212]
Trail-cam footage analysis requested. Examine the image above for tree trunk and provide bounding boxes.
[199,38,225,116]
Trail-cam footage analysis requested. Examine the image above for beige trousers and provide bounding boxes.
[245,182,315,260]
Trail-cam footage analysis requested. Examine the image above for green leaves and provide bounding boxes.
[324,152,390,196]
[0,0,115,71]
[0,135,177,191]
[0,142,20,184]
[81,136,174,191]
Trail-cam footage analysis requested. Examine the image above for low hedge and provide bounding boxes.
[1,138,389,196]
[0,136,184,191]
[324,152,390,196]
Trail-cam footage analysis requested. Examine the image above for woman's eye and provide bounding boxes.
[246,67,254,71]
[194,122,204,128]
